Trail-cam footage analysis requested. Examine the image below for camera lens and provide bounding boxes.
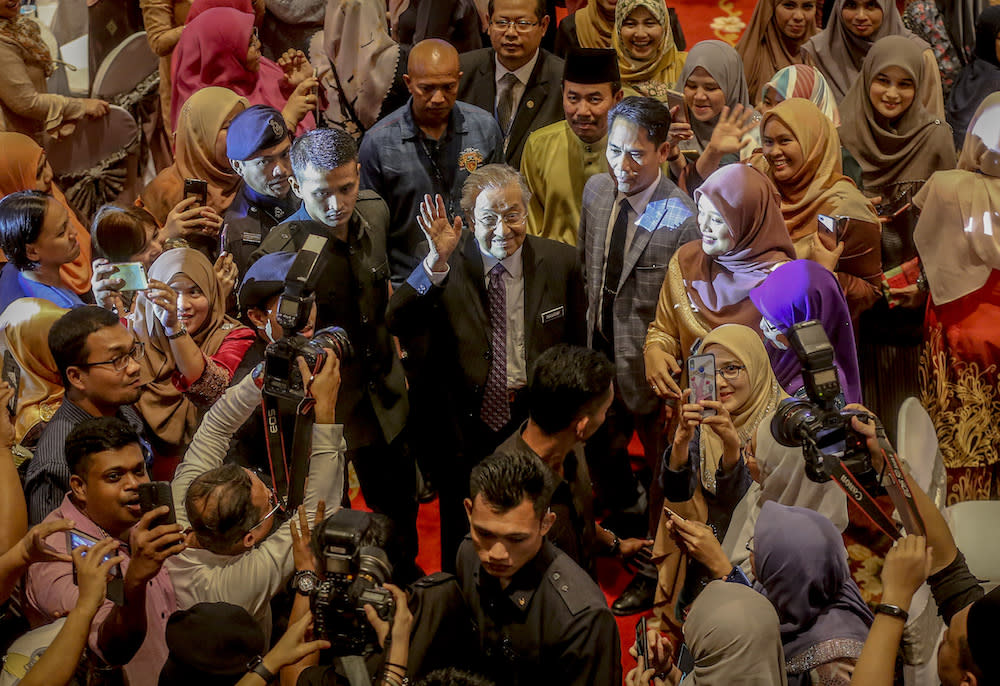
[309,326,354,363]
[770,398,821,447]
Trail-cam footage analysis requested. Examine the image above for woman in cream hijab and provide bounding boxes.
[916,92,1000,504]
[0,298,67,449]
[613,0,686,98]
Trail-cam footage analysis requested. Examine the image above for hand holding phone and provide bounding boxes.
[687,353,717,417]
[138,481,177,527]
[183,178,208,207]
[635,616,649,664]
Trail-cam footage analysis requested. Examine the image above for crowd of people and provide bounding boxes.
[0,0,998,683]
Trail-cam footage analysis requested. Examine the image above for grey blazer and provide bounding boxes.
[578,173,700,414]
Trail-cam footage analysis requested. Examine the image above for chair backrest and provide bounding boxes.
[87,0,140,87]
[945,501,1000,593]
[897,397,947,507]
[91,31,157,101]
[45,106,142,214]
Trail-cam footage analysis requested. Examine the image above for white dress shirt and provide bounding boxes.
[494,51,538,123]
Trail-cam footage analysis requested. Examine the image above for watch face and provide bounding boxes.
[296,574,317,593]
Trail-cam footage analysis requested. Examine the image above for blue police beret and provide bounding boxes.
[226,104,289,162]
[237,251,297,309]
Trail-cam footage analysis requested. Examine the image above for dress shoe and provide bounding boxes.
[612,573,656,616]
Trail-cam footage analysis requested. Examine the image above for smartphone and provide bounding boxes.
[817,214,843,242]
[2,350,20,416]
[663,505,686,522]
[67,529,124,604]
[108,262,149,292]
[666,89,686,122]
[635,616,649,665]
[138,481,176,526]
[183,178,208,206]
[687,353,717,417]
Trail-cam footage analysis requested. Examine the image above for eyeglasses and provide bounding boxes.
[245,471,283,534]
[476,211,526,228]
[491,18,539,32]
[77,341,144,372]
[716,364,746,381]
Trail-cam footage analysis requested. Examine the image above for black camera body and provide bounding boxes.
[770,320,876,487]
[263,327,352,401]
[310,510,395,657]
[260,232,353,401]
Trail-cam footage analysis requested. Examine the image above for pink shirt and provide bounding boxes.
[25,495,177,686]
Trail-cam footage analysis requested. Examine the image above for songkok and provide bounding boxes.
[226,105,289,162]
[238,251,297,311]
[968,585,1000,682]
[158,602,265,685]
[563,48,620,85]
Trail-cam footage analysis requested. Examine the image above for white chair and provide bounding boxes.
[897,398,947,686]
[945,501,1000,593]
[897,397,947,510]
[44,105,141,215]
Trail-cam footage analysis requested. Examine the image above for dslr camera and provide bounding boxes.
[262,233,353,400]
[310,510,395,657]
[769,320,876,487]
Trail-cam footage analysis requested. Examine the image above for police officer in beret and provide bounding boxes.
[223,105,302,276]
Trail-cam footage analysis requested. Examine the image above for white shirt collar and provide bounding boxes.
[481,244,525,278]
[495,51,539,86]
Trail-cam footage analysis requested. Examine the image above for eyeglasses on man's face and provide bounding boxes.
[77,341,145,373]
[490,18,540,32]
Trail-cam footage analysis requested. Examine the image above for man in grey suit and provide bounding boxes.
[457,0,564,168]
[579,96,700,615]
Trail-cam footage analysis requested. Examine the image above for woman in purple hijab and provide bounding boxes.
[754,501,873,685]
[749,259,862,405]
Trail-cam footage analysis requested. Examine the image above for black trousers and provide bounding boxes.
[349,429,421,584]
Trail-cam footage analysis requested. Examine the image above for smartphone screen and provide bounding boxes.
[109,262,149,292]
[2,350,20,416]
[666,89,686,123]
[635,616,648,663]
[183,178,208,206]
[687,353,717,417]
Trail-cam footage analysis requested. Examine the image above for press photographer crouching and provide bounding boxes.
[165,337,346,645]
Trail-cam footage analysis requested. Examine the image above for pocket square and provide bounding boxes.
[540,306,565,323]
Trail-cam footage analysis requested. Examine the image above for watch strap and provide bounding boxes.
[247,656,275,683]
[874,603,909,622]
[292,569,319,595]
[166,326,188,340]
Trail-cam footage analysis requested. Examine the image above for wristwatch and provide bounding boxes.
[292,569,319,596]
[608,531,621,557]
[166,325,188,340]
[874,603,909,622]
[246,656,276,683]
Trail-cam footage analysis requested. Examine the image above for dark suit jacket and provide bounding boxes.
[386,233,586,456]
[578,173,700,415]
[457,48,565,169]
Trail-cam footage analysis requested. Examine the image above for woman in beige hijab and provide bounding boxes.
[916,93,1000,504]
[736,0,818,105]
[0,298,67,449]
[756,98,882,320]
[139,87,246,244]
[613,0,686,98]
[131,248,254,463]
[839,36,957,199]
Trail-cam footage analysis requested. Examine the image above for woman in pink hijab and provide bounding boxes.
[169,6,317,134]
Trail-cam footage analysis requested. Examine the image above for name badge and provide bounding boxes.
[242,232,262,245]
[540,306,564,323]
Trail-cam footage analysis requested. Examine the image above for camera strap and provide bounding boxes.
[822,439,926,541]
[261,393,317,512]
[825,457,902,540]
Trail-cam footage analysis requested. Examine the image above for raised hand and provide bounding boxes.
[880,535,933,612]
[164,196,221,241]
[213,252,238,301]
[666,105,693,161]
[289,501,325,573]
[145,279,179,332]
[282,77,319,130]
[16,518,75,566]
[278,49,313,87]
[416,194,462,271]
[91,258,126,313]
[72,537,125,613]
[707,104,759,156]
[126,507,185,587]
